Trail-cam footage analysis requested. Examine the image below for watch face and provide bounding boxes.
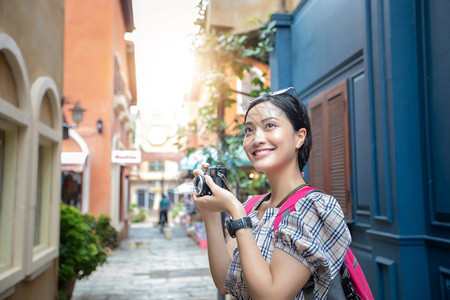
[226,219,235,238]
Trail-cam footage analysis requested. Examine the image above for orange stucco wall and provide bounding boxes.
[63,0,132,218]
[112,0,132,150]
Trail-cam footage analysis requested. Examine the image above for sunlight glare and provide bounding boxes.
[131,0,199,120]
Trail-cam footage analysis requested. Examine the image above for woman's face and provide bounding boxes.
[243,101,302,174]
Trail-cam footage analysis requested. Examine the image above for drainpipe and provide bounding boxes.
[280,0,287,12]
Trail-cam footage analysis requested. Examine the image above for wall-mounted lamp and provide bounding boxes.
[97,119,103,134]
[70,101,86,125]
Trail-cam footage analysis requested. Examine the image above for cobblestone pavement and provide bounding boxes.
[72,223,219,300]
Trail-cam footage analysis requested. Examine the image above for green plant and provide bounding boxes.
[237,171,270,199]
[82,213,119,250]
[96,214,119,249]
[81,213,97,231]
[131,207,146,223]
[58,203,107,298]
[129,202,137,212]
[170,202,183,218]
[58,289,67,300]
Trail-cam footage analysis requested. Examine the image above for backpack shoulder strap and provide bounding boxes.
[244,194,266,215]
[343,248,374,300]
[274,187,320,231]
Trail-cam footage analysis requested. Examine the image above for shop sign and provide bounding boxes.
[111,150,141,164]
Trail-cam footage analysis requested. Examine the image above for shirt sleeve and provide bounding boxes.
[274,191,351,290]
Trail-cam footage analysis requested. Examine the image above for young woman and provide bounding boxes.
[192,88,351,299]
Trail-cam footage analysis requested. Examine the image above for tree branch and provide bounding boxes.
[229,88,253,97]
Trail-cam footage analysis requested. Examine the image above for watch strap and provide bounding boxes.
[227,217,252,238]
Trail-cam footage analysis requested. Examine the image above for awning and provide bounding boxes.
[178,147,252,169]
[179,148,218,170]
[61,152,88,173]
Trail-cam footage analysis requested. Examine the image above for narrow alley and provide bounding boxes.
[72,223,218,300]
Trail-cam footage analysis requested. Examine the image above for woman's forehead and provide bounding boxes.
[246,101,284,121]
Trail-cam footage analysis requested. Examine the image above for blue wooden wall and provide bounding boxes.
[270,0,450,299]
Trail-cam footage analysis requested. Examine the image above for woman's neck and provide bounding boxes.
[265,164,306,204]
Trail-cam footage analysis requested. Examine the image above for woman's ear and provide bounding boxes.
[295,128,307,149]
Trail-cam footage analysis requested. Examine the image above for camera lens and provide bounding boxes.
[193,175,203,196]
[193,174,211,196]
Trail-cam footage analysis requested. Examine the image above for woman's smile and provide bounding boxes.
[252,148,275,158]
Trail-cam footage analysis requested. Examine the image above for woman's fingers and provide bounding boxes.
[203,175,217,192]
[193,169,203,176]
[202,162,210,173]
[193,162,210,176]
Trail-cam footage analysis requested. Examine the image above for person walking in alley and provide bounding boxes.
[159,194,170,233]
[192,88,352,299]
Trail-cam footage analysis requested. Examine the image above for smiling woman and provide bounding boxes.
[191,88,352,300]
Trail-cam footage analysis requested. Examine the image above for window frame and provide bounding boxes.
[148,160,164,172]
[33,142,52,252]
[0,34,33,296]
[0,122,18,273]
[26,76,62,279]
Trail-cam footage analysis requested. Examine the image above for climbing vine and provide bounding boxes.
[176,1,276,196]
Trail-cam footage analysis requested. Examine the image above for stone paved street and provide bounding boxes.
[72,223,219,300]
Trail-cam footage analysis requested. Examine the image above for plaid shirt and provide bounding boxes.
[224,191,351,300]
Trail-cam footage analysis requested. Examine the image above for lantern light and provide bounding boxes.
[70,101,86,125]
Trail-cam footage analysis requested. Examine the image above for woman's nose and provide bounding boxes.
[253,129,266,144]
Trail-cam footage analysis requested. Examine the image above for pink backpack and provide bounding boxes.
[244,187,374,300]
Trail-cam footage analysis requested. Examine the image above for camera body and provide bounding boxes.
[194,165,228,196]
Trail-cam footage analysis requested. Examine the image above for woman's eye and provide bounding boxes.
[266,123,275,129]
[244,127,253,134]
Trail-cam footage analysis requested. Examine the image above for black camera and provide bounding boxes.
[193,165,230,197]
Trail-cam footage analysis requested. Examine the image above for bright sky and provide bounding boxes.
[129,0,199,114]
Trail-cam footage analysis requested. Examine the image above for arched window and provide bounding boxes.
[0,33,32,288]
[28,76,62,275]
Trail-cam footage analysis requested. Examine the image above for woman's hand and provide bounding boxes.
[192,164,245,219]
[191,164,240,293]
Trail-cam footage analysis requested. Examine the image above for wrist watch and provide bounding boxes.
[226,217,252,238]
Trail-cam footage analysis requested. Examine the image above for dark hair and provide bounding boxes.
[244,92,312,172]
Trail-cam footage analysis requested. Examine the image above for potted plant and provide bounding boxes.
[58,204,108,300]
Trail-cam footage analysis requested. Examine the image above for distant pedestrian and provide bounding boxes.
[159,194,170,233]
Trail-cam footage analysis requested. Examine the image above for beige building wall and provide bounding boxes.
[0,0,64,299]
[0,0,64,90]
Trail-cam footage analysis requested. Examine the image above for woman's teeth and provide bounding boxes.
[254,150,272,156]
